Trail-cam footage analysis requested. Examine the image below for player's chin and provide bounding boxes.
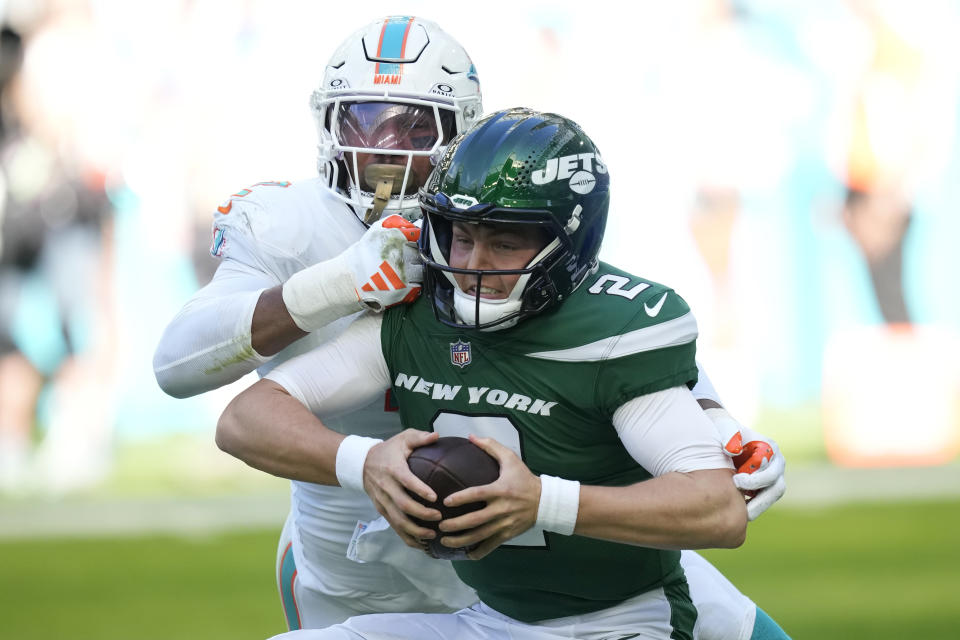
[408,170,430,190]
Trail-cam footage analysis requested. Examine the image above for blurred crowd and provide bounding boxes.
[0,0,327,494]
[0,4,116,493]
[1,0,959,496]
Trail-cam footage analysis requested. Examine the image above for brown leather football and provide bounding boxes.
[407,436,500,559]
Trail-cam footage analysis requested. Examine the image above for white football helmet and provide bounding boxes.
[312,16,483,224]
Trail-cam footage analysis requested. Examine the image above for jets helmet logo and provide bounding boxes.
[531,152,606,194]
[451,194,479,208]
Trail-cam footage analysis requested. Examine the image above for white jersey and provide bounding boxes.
[152,179,434,598]
[154,179,367,394]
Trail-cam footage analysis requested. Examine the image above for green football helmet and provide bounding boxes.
[419,107,610,330]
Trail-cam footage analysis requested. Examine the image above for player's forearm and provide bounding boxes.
[153,248,363,398]
[575,468,747,549]
[250,286,308,356]
[153,289,269,398]
[216,379,345,485]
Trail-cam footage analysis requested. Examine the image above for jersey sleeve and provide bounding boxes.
[612,386,733,475]
[210,179,360,281]
[155,181,344,398]
[594,287,700,415]
[153,258,272,398]
[211,192,307,282]
[265,313,391,419]
[154,189,297,398]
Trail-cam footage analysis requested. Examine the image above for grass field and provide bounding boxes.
[2,499,959,639]
[700,499,960,639]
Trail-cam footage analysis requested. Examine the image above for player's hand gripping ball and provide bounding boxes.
[733,440,775,500]
[407,436,500,559]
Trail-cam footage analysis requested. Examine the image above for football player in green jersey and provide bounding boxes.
[221,108,789,639]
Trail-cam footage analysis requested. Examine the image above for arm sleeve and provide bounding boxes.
[690,360,723,406]
[612,386,734,476]
[152,259,274,398]
[265,313,391,419]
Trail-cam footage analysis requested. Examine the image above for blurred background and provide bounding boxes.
[1,0,958,638]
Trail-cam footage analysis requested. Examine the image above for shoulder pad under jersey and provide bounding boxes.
[520,262,698,362]
[210,178,366,279]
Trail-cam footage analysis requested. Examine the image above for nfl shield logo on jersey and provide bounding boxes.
[450,340,472,368]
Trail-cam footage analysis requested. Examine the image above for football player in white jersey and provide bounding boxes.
[153,16,786,640]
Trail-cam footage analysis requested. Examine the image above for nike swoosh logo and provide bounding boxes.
[644,292,669,317]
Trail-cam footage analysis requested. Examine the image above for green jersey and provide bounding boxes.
[381,263,700,625]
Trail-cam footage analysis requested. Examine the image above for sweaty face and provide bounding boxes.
[449,222,549,299]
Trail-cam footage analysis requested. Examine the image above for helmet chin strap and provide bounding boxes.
[363,164,406,224]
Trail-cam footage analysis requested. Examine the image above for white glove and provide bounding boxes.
[704,407,786,521]
[351,215,423,312]
[282,215,423,331]
[733,425,786,521]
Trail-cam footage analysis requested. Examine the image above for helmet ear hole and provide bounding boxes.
[522,276,557,312]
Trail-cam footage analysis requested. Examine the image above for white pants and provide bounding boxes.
[682,550,756,640]
[269,550,756,640]
[269,590,680,640]
[275,513,467,630]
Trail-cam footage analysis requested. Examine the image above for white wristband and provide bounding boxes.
[335,435,383,492]
[282,252,362,333]
[535,474,580,535]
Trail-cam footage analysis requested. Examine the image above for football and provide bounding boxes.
[407,436,500,559]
